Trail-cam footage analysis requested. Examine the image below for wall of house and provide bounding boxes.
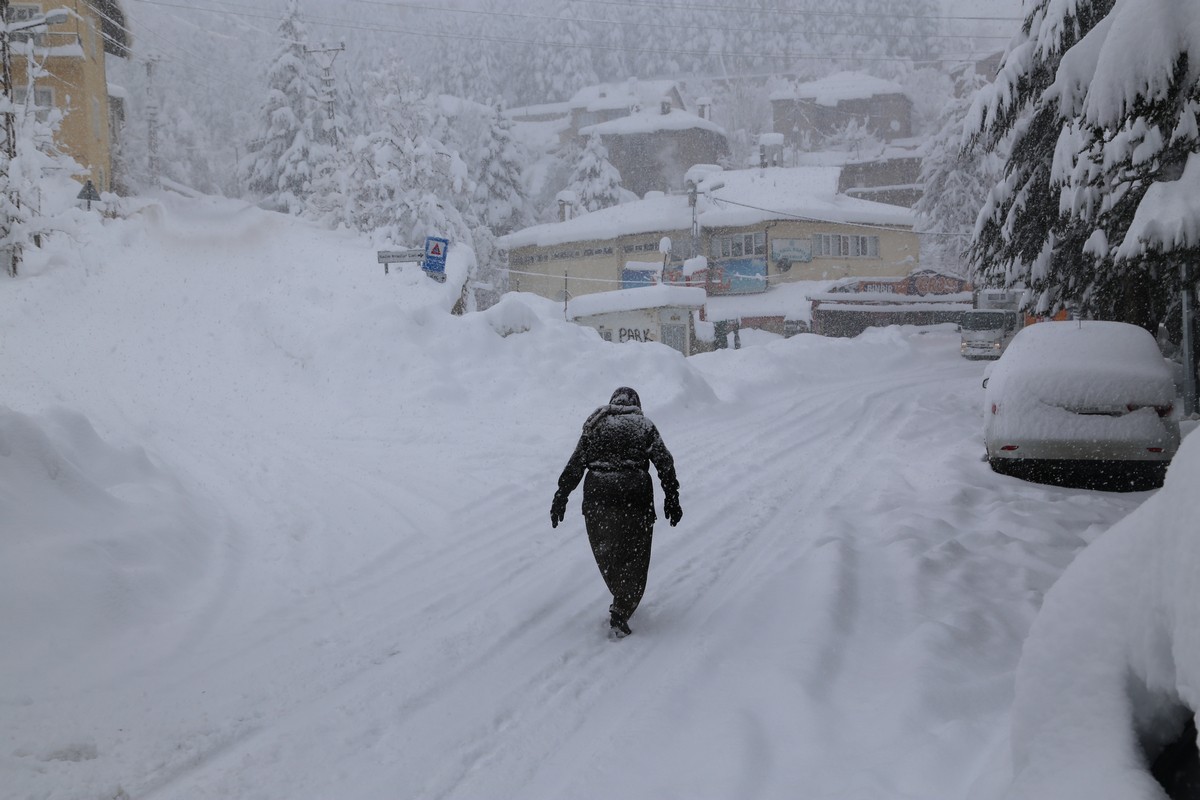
[744,220,917,285]
[10,0,113,190]
[508,228,692,300]
[507,239,623,299]
[576,308,663,346]
[772,94,912,145]
[574,304,700,356]
[838,157,923,208]
[508,220,918,301]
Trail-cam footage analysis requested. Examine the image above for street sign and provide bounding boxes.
[376,247,424,275]
[423,236,449,277]
[77,180,101,210]
[376,248,424,264]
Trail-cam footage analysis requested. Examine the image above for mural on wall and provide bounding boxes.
[709,259,768,294]
[621,267,660,289]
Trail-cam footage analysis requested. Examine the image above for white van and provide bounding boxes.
[960,308,1021,360]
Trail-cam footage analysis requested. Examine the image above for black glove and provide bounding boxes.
[664,496,682,527]
[550,494,567,528]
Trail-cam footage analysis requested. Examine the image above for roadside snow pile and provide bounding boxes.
[1001,429,1200,800]
[0,406,216,683]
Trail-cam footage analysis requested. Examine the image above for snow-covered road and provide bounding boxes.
[1,196,1154,800]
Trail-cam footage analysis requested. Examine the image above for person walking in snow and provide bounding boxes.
[550,387,682,639]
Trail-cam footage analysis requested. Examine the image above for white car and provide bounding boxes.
[983,320,1181,490]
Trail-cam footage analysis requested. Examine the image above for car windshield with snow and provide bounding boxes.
[983,320,1181,490]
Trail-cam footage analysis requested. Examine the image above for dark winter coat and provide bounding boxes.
[554,388,679,522]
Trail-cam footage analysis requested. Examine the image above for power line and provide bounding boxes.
[705,194,969,236]
[556,0,1022,24]
[92,0,240,85]
[127,0,1007,67]
[346,0,1015,43]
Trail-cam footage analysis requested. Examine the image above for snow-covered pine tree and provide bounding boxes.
[967,0,1200,330]
[518,1,598,104]
[472,105,529,236]
[566,134,626,213]
[244,0,321,215]
[916,68,1006,279]
[344,65,475,249]
[0,59,81,276]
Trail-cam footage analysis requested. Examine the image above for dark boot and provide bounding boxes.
[609,610,632,638]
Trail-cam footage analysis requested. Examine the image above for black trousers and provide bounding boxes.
[584,506,654,621]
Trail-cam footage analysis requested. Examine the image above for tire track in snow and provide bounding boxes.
[124,336,1140,800]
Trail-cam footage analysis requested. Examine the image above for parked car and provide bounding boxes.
[983,320,1181,490]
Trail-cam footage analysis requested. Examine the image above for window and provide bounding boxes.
[710,232,766,260]
[13,87,54,122]
[8,5,51,45]
[812,233,880,258]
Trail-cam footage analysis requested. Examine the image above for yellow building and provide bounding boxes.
[499,166,920,302]
[7,0,131,192]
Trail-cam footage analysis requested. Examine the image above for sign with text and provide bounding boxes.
[377,248,424,264]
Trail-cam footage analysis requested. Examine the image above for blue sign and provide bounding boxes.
[621,268,659,289]
[423,236,449,275]
[710,258,768,295]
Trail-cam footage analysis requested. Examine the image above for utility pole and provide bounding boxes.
[1182,262,1198,416]
[305,43,343,146]
[145,57,160,185]
[2,0,20,276]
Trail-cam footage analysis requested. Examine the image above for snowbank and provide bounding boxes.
[0,191,1178,800]
[1000,430,1200,800]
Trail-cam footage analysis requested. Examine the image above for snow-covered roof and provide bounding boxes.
[568,284,706,320]
[770,71,908,104]
[500,166,917,251]
[505,100,571,120]
[568,79,680,113]
[580,108,726,137]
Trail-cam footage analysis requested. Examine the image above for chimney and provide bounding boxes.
[556,189,578,222]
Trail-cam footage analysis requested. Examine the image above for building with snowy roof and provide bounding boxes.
[567,284,709,357]
[563,79,730,197]
[499,164,919,305]
[771,71,913,146]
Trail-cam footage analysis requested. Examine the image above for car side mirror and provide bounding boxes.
[982,378,989,389]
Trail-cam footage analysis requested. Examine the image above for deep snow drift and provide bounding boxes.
[0,193,1191,800]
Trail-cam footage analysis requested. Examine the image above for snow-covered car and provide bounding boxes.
[983,320,1180,490]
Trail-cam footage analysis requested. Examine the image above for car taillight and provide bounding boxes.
[991,403,998,415]
[1148,447,1164,453]
[1125,403,1175,418]
[1000,445,1019,451]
